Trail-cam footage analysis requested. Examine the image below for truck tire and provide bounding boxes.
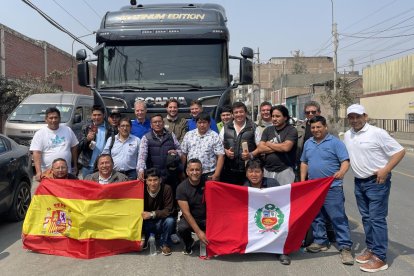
[7,181,31,222]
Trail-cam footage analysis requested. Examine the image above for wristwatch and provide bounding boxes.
[151,211,156,219]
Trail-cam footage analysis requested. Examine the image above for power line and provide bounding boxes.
[82,0,102,20]
[52,0,93,33]
[21,0,93,51]
[340,33,414,39]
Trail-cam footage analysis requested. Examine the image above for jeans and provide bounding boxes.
[354,174,391,261]
[142,217,175,247]
[81,166,94,179]
[177,217,206,248]
[312,186,353,249]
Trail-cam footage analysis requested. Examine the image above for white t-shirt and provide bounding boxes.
[343,123,403,178]
[30,125,79,171]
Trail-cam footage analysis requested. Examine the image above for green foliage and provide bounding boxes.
[320,78,355,122]
[291,49,308,74]
[0,70,67,116]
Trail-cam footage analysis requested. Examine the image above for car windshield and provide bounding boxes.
[96,40,228,90]
[8,104,73,123]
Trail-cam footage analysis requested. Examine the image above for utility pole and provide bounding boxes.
[252,48,261,120]
[331,0,339,122]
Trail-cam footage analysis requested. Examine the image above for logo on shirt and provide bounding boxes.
[51,135,66,147]
[254,203,284,234]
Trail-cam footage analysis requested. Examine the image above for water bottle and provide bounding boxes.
[199,241,207,257]
[149,233,157,256]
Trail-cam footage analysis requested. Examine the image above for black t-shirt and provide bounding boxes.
[176,178,206,220]
[260,124,298,172]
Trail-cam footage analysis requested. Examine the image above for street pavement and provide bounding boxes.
[0,153,413,276]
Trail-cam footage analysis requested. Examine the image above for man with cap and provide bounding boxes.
[108,109,121,134]
[344,104,405,273]
[216,105,233,132]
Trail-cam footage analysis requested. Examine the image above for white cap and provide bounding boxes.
[347,104,365,115]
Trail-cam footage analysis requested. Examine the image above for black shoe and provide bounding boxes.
[279,254,291,265]
[182,238,195,255]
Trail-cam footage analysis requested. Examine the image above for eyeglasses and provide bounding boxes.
[119,125,130,128]
[305,111,318,115]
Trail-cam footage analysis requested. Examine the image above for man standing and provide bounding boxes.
[256,101,273,136]
[187,100,219,133]
[220,102,261,185]
[108,109,121,134]
[300,116,354,265]
[344,104,405,273]
[30,107,78,181]
[131,100,151,139]
[216,105,232,132]
[176,159,208,255]
[257,105,298,185]
[78,105,112,178]
[103,117,140,180]
[181,113,224,181]
[142,168,175,256]
[163,99,188,142]
[137,114,182,182]
[297,101,321,153]
[84,154,129,184]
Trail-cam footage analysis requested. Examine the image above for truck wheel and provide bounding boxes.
[7,181,31,222]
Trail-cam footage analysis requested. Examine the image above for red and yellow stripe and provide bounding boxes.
[22,179,144,259]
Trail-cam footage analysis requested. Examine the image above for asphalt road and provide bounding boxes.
[0,153,413,276]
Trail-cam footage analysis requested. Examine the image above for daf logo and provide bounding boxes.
[135,96,188,106]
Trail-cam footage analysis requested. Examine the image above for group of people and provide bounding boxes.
[29,98,405,272]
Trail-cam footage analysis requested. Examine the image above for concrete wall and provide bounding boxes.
[360,91,414,119]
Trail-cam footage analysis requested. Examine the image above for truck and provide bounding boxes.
[75,2,253,119]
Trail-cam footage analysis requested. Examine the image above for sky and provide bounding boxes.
[1,0,414,75]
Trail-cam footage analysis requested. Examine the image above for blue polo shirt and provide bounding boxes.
[300,134,349,187]
[187,117,219,133]
[131,118,151,139]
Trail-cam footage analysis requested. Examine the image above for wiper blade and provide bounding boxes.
[100,85,148,90]
[155,82,203,89]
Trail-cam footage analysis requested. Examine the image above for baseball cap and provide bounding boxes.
[346,104,365,115]
[109,109,121,116]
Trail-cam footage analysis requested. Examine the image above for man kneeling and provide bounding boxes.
[141,168,175,256]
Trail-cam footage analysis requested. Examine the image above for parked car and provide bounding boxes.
[0,134,32,221]
[4,92,93,146]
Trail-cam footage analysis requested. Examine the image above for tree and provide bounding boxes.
[291,49,308,74]
[320,77,355,123]
[0,70,67,122]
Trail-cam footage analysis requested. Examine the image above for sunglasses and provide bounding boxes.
[305,111,318,115]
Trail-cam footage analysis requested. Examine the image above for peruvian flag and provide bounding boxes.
[205,177,333,256]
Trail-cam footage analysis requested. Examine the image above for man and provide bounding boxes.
[220,102,261,185]
[297,101,321,154]
[137,114,182,183]
[30,107,79,181]
[257,105,298,185]
[84,154,129,184]
[344,104,405,273]
[108,109,121,133]
[142,168,175,256]
[176,159,208,255]
[42,158,78,180]
[256,101,273,136]
[163,98,188,142]
[181,113,224,181]
[78,105,112,178]
[300,116,354,266]
[187,100,219,133]
[102,117,140,180]
[131,100,151,139]
[216,105,233,132]
[243,159,291,265]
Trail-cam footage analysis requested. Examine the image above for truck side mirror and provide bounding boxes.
[241,47,254,59]
[76,49,87,61]
[239,59,253,85]
[73,113,82,124]
[77,63,90,87]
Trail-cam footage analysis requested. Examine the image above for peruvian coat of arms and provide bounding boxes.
[254,203,284,233]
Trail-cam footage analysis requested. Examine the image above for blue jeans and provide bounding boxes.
[312,186,353,249]
[82,166,94,178]
[142,217,175,247]
[354,174,391,261]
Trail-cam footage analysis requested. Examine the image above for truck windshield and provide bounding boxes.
[97,41,228,90]
[8,104,73,123]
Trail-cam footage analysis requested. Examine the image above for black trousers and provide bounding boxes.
[177,217,206,247]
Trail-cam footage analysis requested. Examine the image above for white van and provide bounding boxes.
[4,93,93,146]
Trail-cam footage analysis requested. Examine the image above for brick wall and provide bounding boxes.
[1,24,91,95]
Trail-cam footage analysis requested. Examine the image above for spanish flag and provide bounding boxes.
[22,179,144,259]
